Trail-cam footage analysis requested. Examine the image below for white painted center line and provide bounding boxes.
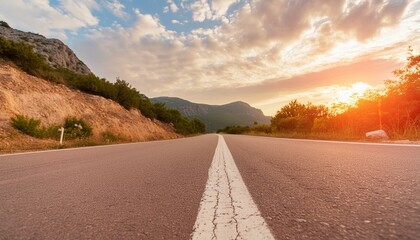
[191,135,275,240]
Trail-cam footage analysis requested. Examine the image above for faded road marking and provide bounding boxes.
[191,135,275,240]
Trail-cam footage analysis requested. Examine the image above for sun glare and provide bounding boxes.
[336,82,371,105]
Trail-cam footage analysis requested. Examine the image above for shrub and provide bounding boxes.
[0,36,47,74]
[11,114,42,137]
[251,124,272,134]
[11,115,63,139]
[274,117,299,131]
[63,117,92,139]
[0,20,10,28]
[217,125,250,134]
[101,131,120,143]
[190,118,206,133]
[312,117,329,133]
[40,125,60,139]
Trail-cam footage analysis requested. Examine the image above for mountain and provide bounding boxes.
[0,25,91,75]
[151,97,271,132]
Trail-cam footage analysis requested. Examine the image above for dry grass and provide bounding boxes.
[248,131,363,141]
[0,127,178,154]
[247,129,420,142]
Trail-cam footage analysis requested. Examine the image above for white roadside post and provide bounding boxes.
[58,127,65,145]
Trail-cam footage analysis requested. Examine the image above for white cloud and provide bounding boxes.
[105,0,130,20]
[187,0,238,22]
[167,0,179,13]
[0,0,99,39]
[180,0,188,9]
[211,0,237,18]
[190,0,213,22]
[73,0,417,110]
[133,8,141,15]
[163,6,170,13]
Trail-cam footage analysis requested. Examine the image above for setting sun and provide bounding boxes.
[336,82,371,104]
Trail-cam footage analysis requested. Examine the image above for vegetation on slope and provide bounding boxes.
[0,21,10,29]
[151,97,270,132]
[11,115,92,140]
[0,34,205,135]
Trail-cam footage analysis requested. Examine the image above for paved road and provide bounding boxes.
[0,134,419,239]
[0,136,217,239]
[224,135,420,240]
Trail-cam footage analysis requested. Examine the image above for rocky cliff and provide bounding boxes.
[0,26,91,75]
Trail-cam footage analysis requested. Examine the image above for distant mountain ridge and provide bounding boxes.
[0,25,91,75]
[151,97,271,132]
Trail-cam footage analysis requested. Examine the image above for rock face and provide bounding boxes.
[151,97,271,132]
[0,26,91,75]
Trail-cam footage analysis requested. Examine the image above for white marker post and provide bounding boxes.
[58,127,64,145]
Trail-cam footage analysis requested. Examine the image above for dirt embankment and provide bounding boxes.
[0,63,178,153]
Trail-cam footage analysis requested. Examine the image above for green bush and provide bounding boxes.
[217,125,250,134]
[190,118,206,133]
[251,124,272,134]
[63,117,92,139]
[0,20,10,28]
[312,117,329,133]
[11,114,42,137]
[0,36,47,74]
[274,117,299,131]
[10,114,60,139]
[101,131,120,143]
[40,125,60,139]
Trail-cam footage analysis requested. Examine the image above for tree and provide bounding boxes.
[274,100,306,118]
[114,78,141,110]
[0,20,10,28]
[381,48,420,135]
[64,117,92,139]
[271,100,329,132]
[385,47,419,99]
[191,118,206,133]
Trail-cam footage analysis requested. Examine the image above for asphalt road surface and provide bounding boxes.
[0,134,419,239]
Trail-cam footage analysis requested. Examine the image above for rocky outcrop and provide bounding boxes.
[0,26,91,75]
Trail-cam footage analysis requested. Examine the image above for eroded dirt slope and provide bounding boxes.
[0,63,178,152]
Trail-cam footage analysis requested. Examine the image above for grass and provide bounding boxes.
[247,131,364,141]
[245,129,420,142]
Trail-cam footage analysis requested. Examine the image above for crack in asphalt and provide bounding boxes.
[191,135,274,240]
[223,153,241,240]
[211,166,220,240]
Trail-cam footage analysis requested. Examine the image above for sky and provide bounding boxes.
[1,0,419,116]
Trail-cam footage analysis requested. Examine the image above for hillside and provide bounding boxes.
[0,63,178,152]
[0,25,91,75]
[151,97,271,132]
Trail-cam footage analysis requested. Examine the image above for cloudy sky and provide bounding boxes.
[1,0,419,115]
